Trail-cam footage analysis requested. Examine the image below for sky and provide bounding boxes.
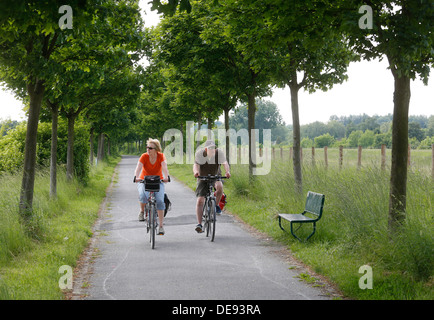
[1,1,432,125]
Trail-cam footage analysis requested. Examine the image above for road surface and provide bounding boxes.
[72,155,337,301]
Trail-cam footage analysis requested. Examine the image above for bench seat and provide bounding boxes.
[278,213,316,222]
[278,191,325,242]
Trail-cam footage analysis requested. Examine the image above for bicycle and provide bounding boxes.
[198,175,227,242]
[134,175,162,249]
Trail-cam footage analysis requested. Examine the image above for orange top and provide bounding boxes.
[139,152,166,180]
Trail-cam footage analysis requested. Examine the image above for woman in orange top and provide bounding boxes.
[134,138,170,235]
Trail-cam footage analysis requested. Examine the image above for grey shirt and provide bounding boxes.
[194,148,226,176]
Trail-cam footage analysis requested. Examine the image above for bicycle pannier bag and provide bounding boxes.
[214,192,227,210]
[164,193,171,217]
[144,175,160,192]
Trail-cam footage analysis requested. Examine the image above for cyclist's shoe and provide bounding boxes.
[195,224,204,233]
[138,211,145,221]
[215,205,222,215]
[158,226,165,235]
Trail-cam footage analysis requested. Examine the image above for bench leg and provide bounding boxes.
[290,222,303,242]
[290,222,317,242]
[305,222,316,241]
[278,216,287,232]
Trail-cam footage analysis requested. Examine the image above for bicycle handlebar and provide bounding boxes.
[198,175,228,180]
[133,176,171,183]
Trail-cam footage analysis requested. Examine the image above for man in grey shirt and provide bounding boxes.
[193,140,231,233]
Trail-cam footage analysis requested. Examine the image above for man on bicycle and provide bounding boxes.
[193,140,230,233]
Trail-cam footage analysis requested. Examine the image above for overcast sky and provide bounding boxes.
[1,1,432,125]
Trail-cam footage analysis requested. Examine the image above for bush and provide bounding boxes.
[314,133,335,148]
[0,123,26,173]
[358,130,375,148]
[418,136,433,149]
[0,119,90,183]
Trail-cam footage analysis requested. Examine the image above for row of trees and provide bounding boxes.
[145,0,433,232]
[0,1,147,221]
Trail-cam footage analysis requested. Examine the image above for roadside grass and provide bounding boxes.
[168,155,433,300]
[0,157,119,299]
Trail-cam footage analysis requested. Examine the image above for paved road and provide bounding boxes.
[74,155,333,301]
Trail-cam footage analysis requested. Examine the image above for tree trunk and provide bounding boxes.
[19,79,45,219]
[207,116,213,139]
[247,92,256,178]
[289,81,303,194]
[89,127,94,166]
[224,107,230,163]
[66,114,75,181]
[48,101,59,198]
[388,74,411,232]
[97,133,105,165]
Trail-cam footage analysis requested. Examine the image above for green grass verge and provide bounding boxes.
[169,159,433,300]
[0,157,119,299]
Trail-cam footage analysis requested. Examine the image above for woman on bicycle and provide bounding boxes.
[134,138,170,235]
[193,140,230,233]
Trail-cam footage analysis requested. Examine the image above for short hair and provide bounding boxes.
[147,138,162,152]
[204,140,216,149]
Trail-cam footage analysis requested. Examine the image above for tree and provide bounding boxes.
[229,99,285,144]
[340,0,434,231]
[0,0,145,218]
[257,0,355,193]
[0,0,89,218]
[408,122,424,142]
[214,1,274,177]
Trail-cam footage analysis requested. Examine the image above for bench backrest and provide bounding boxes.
[304,191,325,220]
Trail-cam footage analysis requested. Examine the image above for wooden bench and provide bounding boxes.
[278,191,325,242]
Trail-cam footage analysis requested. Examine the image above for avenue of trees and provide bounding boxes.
[0,0,432,233]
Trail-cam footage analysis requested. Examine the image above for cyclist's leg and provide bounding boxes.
[195,179,208,226]
[214,181,223,205]
[155,183,166,234]
[137,183,148,220]
[196,196,205,225]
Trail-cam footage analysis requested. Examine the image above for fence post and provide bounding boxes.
[381,144,386,170]
[311,147,315,166]
[357,145,362,169]
[280,147,283,159]
[339,145,343,169]
[432,144,434,180]
[289,147,293,162]
[324,146,328,168]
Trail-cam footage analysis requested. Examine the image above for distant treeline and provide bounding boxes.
[298,113,434,149]
[225,99,433,149]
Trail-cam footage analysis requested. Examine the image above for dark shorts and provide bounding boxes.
[195,180,215,197]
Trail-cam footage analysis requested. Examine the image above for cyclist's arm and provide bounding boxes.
[134,161,143,182]
[161,160,170,182]
[223,161,231,178]
[193,163,200,178]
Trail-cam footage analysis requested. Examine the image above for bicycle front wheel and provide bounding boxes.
[149,204,156,249]
[208,199,216,242]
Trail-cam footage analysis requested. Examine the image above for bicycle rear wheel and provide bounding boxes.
[149,204,156,249]
[209,199,216,242]
[203,201,209,236]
